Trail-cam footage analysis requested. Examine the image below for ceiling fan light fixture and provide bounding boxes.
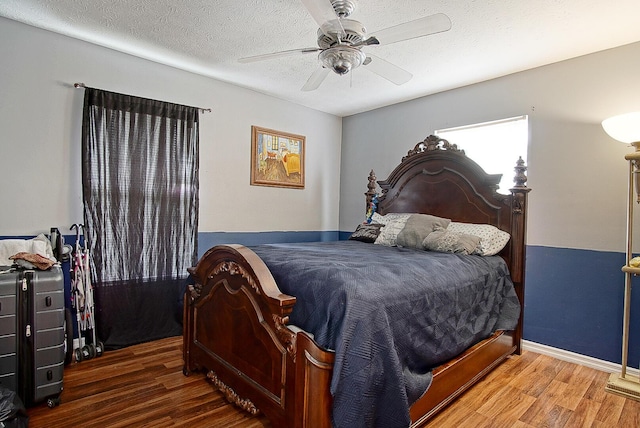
[319,46,366,75]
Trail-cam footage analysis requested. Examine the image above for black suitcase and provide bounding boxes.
[0,268,18,393]
[0,266,65,407]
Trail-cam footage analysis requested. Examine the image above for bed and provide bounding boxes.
[183,135,530,427]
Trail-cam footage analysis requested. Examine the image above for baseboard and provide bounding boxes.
[522,340,640,377]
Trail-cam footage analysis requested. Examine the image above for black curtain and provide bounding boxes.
[81,88,199,348]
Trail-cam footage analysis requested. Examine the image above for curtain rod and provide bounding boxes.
[73,82,212,113]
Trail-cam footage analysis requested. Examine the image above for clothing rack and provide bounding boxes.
[73,82,211,113]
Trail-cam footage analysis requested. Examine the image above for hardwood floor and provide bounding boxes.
[27,336,640,427]
[428,349,640,427]
[27,337,270,428]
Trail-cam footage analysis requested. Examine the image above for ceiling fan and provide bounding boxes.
[238,0,452,91]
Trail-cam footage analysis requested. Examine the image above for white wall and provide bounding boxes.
[0,17,342,236]
[340,42,640,253]
[3,14,639,252]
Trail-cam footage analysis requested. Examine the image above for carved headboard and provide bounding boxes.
[365,134,530,299]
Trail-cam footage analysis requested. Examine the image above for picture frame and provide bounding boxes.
[250,126,305,189]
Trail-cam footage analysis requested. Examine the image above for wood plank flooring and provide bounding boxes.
[27,336,640,427]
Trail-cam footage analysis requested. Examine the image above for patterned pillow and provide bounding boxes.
[371,212,386,224]
[446,222,510,256]
[374,214,412,246]
[348,223,385,243]
[371,212,411,226]
[422,227,481,255]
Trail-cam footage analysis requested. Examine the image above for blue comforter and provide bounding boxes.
[250,240,520,428]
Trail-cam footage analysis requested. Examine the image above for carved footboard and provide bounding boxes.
[182,244,334,428]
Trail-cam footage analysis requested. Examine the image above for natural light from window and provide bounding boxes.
[435,115,529,194]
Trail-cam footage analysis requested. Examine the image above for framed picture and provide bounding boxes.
[250,126,305,189]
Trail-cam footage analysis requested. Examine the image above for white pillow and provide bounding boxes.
[371,212,411,226]
[0,240,29,266]
[446,222,510,256]
[31,234,56,261]
[373,214,412,247]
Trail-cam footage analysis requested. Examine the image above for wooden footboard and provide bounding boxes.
[183,244,518,428]
[410,330,515,426]
[182,244,334,427]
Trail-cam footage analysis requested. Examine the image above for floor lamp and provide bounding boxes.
[602,111,640,400]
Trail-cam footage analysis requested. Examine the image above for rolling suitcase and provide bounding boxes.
[0,268,18,393]
[0,266,65,408]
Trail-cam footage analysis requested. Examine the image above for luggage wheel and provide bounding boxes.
[80,344,94,360]
[95,341,105,357]
[88,343,96,358]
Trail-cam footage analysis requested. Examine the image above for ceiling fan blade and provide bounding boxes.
[302,67,330,91]
[371,13,452,46]
[363,54,412,85]
[238,47,320,63]
[299,0,345,37]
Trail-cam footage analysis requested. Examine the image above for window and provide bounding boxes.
[435,115,528,194]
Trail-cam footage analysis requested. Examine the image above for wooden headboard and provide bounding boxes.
[365,135,530,349]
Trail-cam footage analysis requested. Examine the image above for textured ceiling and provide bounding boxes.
[1,0,640,117]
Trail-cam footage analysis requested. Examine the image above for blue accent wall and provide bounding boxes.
[338,231,353,241]
[1,231,342,261]
[197,231,341,259]
[198,236,638,367]
[525,245,638,366]
[4,231,636,367]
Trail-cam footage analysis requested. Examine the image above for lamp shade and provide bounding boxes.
[602,112,640,144]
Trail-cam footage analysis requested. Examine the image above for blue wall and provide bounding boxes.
[197,231,341,259]
[197,235,638,366]
[1,231,342,261]
[525,246,638,365]
[4,231,635,367]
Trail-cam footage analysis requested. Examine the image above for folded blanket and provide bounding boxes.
[0,234,56,266]
[9,252,56,270]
